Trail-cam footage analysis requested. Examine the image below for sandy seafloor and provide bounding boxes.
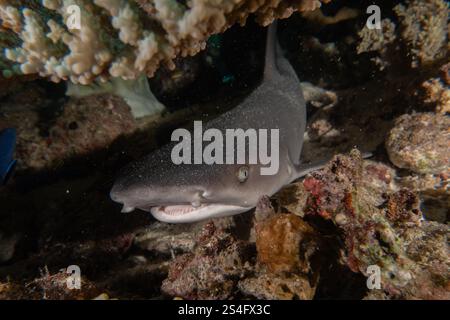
[0,0,448,299]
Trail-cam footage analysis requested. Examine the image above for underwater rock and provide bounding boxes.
[238,272,316,300]
[278,159,402,216]
[66,75,166,118]
[134,217,237,256]
[149,56,200,97]
[161,222,253,300]
[357,19,397,71]
[384,189,422,227]
[386,113,449,174]
[0,267,103,300]
[358,0,449,70]
[0,232,20,263]
[27,267,102,300]
[365,221,449,300]
[399,171,449,223]
[361,161,398,206]
[300,150,449,299]
[301,82,338,109]
[239,197,320,300]
[255,204,318,275]
[394,0,449,68]
[275,183,309,218]
[134,222,203,256]
[299,72,410,164]
[421,76,450,114]
[0,0,447,300]
[0,93,136,170]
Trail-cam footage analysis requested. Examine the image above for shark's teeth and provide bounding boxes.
[158,205,207,216]
[121,205,135,213]
[150,205,251,223]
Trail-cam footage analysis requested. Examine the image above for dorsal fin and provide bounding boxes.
[263,20,279,80]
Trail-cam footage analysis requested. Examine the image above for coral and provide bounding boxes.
[301,7,359,26]
[27,267,102,300]
[1,268,102,300]
[0,0,448,299]
[275,182,309,217]
[386,113,449,174]
[0,0,332,85]
[254,199,318,275]
[357,19,396,70]
[301,81,337,109]
[134,221,204,256]
[394,0,449,68]
[441,62,450,85]
[398,168,449,223]
[238,197,319,300]
[66,75,165,118]
[365,221,450,300]
[421,77,450,114]
[161,198,320,300]
[0,232,20,263]
[384,189,422,227]
[238,272,315,300]
[0,91,137,170]
[161,222,253,299]
[358,0,449,69]
[299,150,449,299]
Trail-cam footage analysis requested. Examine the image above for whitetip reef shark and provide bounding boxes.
[110,21,318,223]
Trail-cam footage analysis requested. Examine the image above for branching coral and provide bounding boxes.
[0,0,331,85]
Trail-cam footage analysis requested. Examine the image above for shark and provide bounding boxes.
[110,21,312,223]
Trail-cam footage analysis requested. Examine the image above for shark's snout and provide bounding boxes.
[110,181,138,213]
[110,172,212,212]
[109,184,122,203]
[109,165,258,222]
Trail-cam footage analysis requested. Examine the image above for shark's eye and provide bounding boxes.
[237,166,249,183]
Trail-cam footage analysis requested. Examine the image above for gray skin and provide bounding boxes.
[110,22,309,223]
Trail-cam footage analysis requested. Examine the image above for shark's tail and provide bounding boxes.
[264,20,278,80]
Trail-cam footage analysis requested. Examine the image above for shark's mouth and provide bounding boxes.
[149,204,251,223]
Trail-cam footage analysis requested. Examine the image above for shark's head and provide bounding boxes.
[110,144,289,223]
[111,22,306,223]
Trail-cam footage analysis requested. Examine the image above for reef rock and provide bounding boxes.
[0,91,136,170]
[358,0,449,69]
[161,222,253,300]
[299,150,449,299]
[386,112,449,175]
[238,197,320,300]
